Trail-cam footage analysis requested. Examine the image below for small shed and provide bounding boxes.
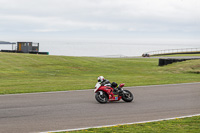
[17,42,39,53]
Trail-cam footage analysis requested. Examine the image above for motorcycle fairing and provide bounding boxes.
[94,82,123,101]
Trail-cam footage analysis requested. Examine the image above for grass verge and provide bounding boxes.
[58,116,200,133]
[0,52,200,94]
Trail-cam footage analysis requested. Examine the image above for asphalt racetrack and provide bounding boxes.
[0,83,200,133]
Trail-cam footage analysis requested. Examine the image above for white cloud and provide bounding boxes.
[0,0,200,40]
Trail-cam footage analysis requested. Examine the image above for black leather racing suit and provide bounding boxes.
[101,79,111,86]
[101,80,120,92]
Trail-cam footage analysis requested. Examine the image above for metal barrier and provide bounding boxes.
[144,48,200,56]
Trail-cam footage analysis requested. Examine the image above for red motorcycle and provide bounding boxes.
[94,82,134,103]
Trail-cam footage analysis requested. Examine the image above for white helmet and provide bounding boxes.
[97,76,104,82]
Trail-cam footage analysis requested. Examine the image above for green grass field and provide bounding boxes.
[0,52,199,94]
[60,116,200,133]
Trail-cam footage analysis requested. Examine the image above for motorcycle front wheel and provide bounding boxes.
[95,91,108,103]
[122,90,134,102]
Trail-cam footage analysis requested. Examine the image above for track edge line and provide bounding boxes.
[2,82,200,96]
[40,113,200,133]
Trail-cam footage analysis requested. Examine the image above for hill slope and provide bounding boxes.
[0,52,199,94]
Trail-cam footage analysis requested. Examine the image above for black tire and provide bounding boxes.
[122,90,134,102]
[95,91,108,104]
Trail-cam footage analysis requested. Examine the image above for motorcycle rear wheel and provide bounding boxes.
[122,90,134,102]
[95,91,108,103]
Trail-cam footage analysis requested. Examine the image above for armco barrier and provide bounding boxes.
[144,48,200,56]
[29,52,49,55]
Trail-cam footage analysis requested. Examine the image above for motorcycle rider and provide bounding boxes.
[111,82,122,92]
[97,76,120,92]
[97,76,111,86]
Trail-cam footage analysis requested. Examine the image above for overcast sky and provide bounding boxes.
[0,0,200,43]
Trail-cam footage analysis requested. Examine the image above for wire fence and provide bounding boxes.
[145,48,200,56]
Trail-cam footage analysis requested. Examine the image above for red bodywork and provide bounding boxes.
[95,83,125,101]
